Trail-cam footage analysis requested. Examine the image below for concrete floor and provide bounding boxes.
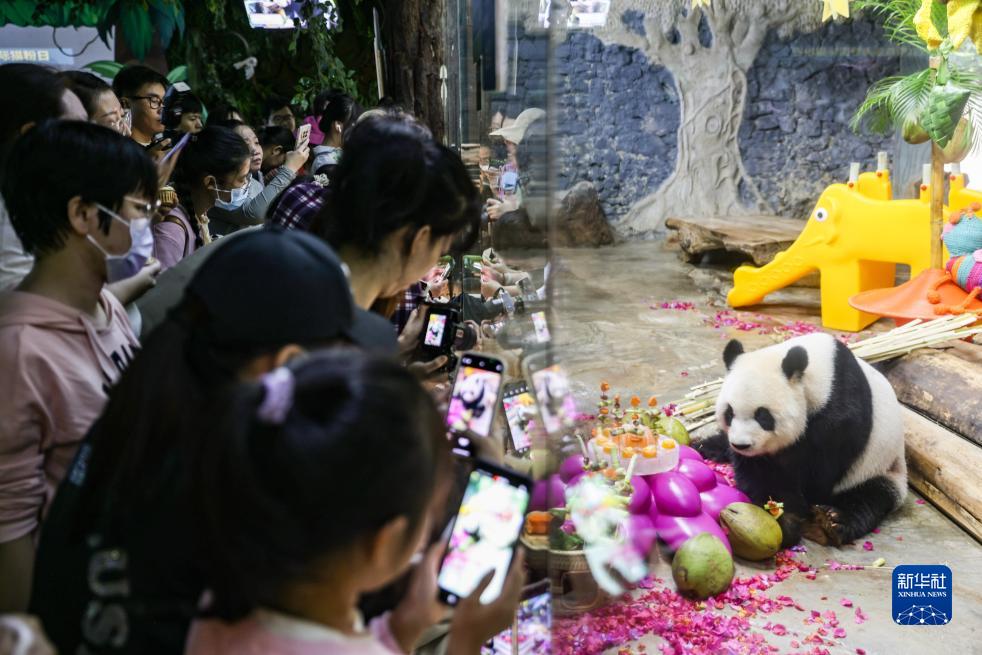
[527,242,982,654]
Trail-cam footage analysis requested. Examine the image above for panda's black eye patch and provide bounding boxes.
[755,407,775,431]
[724,405,734,426]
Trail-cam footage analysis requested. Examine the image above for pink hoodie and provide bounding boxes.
[0,289,138,543]
[185,610,405,655]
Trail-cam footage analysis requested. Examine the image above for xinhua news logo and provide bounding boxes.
[892,565,952,626]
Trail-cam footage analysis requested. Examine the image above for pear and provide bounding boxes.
[662,417,691,446]
[671,533,734,599]
[719,502,783,561]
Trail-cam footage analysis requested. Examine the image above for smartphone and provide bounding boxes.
[437,460,532,606]
[418,304,459,360]
[481,580,551,655]
[295,123,311,151]
[523,353,577,436]
[501,381,536,454]
[530,311,551,344]
[446,354,505,453]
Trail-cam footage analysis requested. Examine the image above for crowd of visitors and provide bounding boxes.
[0,62,534,655]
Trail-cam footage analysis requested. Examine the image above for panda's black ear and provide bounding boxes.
[782,346,809,381]
[723,339,744,370]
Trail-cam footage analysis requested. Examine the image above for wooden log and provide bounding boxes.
[882,343,982,447]
[665,215,806,266]
[902,407,982,544]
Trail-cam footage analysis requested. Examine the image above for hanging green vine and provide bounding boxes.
[167,0,372,123]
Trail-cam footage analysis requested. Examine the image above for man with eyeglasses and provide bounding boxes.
[112,64,169,149]
[264,93,297,133]
[0,120,158,612]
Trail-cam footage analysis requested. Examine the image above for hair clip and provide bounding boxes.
[257,366,295,424]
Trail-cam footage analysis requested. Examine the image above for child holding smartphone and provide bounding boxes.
[185,350,525,654]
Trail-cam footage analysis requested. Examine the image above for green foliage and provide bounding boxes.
[166,64,188,83]
[84,60,125,79]
[852,0,926,52]
[169,0,371,124]
[929,0,949,39]
[0,1,185,62]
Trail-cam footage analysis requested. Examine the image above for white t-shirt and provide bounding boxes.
[0,195,33,291]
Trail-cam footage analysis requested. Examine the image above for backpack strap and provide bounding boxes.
[156,214,190,258]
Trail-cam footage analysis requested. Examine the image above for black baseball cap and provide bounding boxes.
[186,227,396,353]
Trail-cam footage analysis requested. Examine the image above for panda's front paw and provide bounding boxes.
[802,505,845,547]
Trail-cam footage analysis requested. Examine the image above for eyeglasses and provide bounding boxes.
[130,95,163,110]
[123,196,162,216]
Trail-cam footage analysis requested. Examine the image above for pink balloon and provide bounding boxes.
[677,459,717,492]
[627,475,652,515]
[654,512,732,553]
[651,472,701,518]
[529,474,566,511]
[559,454,586,484]
[626,513,658,557]
[679,445,704,462]
[700,483,751,521]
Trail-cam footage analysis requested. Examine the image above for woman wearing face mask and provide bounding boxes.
[0,121,155,611]
[152,126,251,270]
[206,120,309,237]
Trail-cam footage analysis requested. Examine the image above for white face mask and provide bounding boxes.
[87,200,155,283]
[213,181,250,210]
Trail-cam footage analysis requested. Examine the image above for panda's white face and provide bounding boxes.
[714,337,827,457]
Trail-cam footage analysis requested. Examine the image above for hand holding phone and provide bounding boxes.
[502,382,537,454]
[295,123,312,152]
[446,354,504,454]
[438,461,530,606]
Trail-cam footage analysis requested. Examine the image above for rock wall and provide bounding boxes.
[493,15,904,224]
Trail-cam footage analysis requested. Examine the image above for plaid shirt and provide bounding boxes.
[267,181,329,232]
[391,282,425,333]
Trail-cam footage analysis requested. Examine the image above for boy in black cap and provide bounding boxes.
[30,228,393,655]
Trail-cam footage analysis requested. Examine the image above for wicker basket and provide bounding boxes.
[546,548,613,616]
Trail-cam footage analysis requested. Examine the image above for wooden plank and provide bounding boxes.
[665,215,805,266]
[902,407,982,543]
[884,344,982,447]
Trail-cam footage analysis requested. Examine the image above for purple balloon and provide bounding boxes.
[529,474,566,511]
[700,483,751,521]
[559,454,586,484]
[651,472,701,518]
[679,445,704,462]
[677,459,717,492]
[626,513,658,556]
[654,512,732,553]
[627,475,652,515]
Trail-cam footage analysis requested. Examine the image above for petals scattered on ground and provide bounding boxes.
[862,541,874,551]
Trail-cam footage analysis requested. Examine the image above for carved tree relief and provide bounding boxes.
[596,0,825,236]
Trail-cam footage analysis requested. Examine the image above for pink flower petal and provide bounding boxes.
[834,628,847,639]
[855,607,868,624]
[856,649,867,655]
[916,499,926,505]
[840,598,853,608]
[862,541,874,551]
[872,528,880,534]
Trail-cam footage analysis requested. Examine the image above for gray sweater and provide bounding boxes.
[208,166,296,236]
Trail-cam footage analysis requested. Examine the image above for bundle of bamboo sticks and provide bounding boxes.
[669,315,982,433]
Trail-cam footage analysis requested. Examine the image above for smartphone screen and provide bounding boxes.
[438,465,531,605]
[424,313,448,347]
[446,355,504,438]
[159,131,191,164]
[502,383,536,453]
[530,363,577,435]
[530,311,551,343]
[295,123,311,151]
[481,585,552,654]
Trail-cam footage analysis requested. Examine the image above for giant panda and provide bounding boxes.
[695,333,907,548]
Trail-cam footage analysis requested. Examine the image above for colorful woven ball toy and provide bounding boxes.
[931,204,982,314]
